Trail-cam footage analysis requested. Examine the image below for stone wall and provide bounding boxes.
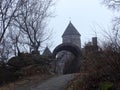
[55,51,75,74]
[62,35,81,49]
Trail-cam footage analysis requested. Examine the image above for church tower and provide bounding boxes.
[62,22,81,49]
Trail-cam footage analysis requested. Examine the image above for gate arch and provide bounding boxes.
[53,43,81,57]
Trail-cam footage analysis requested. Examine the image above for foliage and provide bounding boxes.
[64,74,84,90]
[99,82,114,90]
[0,53,52,86]
[0,65,18,86]
[16,64,50,77]
[66,49,120,90]
[8,53,50,68]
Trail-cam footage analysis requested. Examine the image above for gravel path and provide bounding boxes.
[15,74,76,90]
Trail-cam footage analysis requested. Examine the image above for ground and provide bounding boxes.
[0,73,78,90]
[0,74,52,90]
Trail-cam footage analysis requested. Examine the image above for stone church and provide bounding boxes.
[43,21,98,74]
[55,22,81,74]
[62,21,81,49]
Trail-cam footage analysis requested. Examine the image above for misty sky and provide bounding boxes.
[48,0,115,50]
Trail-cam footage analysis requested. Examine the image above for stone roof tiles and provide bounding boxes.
[62,22,80,37]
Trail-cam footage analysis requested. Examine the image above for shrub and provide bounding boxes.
[66,51,120,90]
[7,53,50,68]
[99,82,114,90]
[0,66,18,85]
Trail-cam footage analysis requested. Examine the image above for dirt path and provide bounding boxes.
[15,74,76,90]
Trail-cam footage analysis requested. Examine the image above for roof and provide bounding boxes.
[42,47,52,56]
[62,22,81,37]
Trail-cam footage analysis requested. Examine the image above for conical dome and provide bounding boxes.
[42,47,52,56]
[62,22,80,37]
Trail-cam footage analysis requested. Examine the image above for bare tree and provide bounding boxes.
[8,28,21,56]
[0,38,12,63]
[14,0,54,53]
[0,0,54,62]
[103,0,120,10]
[102,0,120,52]
[0,0,23,43]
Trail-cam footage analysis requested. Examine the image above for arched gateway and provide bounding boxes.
[53,22,81,74]
[53,43,81,57]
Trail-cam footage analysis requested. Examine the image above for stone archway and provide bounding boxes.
[53,43,81,57]
[53,43,81,74]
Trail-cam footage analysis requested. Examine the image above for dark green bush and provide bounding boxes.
[8,53,50,68]
[99,82,114,90]
[0,53,52,86]
[0,66,18,85]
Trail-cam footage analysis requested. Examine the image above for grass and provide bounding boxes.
[99,82,114,90]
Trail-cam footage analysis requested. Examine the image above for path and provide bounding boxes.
[15,74,76,90]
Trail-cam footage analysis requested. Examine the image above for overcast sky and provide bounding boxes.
[48,0,115,50]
